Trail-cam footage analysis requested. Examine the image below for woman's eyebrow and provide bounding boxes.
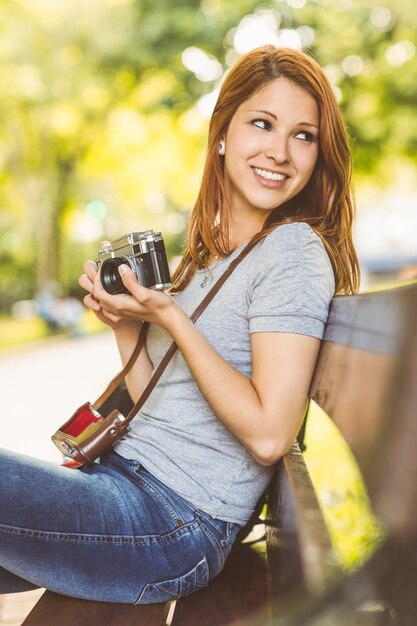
[248,109,319,130]
[295,121,319,130]
[249,109,277,120]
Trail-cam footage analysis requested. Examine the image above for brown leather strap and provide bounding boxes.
[123,234,263,424]
[93,323,149,410]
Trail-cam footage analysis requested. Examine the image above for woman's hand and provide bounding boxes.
[78,250,137,331]
[79,257,181,333]
[99,264,177,326]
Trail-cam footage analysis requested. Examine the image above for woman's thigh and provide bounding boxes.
[0,448,237,603]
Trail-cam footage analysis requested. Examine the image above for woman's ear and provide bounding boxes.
[218,139,225,155]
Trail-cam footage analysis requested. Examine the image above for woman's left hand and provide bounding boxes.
[90,264,179,331]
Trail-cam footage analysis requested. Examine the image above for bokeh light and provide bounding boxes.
[342,55,364,76]
[286,0,307,9]
[182,47,223,82]
[197,88,220,119]
[385,41,415,66]
[85,200,107,221]
[369,6,393,31]
[233,14,280,55]
[2,230,22,252]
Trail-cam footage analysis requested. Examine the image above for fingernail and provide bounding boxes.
[118,264,130,275]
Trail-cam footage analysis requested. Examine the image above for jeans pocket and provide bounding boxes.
[135,557,209,604]
[197,511,239,550]
[222,521,240,549]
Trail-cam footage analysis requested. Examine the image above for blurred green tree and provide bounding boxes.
[0,0,415,308]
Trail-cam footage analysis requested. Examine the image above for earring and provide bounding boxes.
[218,140,225,155]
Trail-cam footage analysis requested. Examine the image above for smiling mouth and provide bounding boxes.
[253,167,287,182]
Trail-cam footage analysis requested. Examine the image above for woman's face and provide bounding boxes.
[223,77,320,222]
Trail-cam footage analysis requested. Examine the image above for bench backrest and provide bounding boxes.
[310,281,417,538]
[266,281,417,623]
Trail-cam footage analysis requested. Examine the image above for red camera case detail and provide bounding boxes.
[52,402,129,465]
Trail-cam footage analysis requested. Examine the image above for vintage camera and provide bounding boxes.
[52,402,129,465]
[95,230,171,295]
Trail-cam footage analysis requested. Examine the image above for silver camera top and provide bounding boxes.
[95,229,171,294]
[96,230,163,260]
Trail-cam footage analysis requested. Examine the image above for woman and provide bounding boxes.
[0,46,359,603]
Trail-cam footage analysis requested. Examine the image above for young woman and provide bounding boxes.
[0,46,359,603]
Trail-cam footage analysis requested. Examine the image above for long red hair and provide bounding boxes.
[172,45,360,294]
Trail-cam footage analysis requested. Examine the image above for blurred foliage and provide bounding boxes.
[305,402,384,570]
[0,0,416,309]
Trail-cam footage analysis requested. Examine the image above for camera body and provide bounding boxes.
[95,230,171,295]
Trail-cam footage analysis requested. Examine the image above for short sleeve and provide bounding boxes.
[248,223,335,339]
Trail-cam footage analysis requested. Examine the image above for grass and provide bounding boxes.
[0,311,103,354]
[0,316,49,352]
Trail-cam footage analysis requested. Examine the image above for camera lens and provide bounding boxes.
[100,257,130,295]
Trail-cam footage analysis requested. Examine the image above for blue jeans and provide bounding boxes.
[0,447,239,603]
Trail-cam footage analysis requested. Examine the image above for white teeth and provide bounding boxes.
[254,168,286,181]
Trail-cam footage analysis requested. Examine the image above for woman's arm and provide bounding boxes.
[171,316,320,465]
[79,261,153,402]
[91,264,320,465]
[111,322,153,403]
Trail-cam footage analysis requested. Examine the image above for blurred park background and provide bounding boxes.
[0,0,416,593]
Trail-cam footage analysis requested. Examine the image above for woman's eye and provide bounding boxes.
[295,130,316,142]
[252,119,271,131]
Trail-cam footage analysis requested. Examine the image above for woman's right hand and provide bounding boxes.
[78,244,137,332]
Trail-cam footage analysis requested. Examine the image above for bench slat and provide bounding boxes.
[267,444,340,603]
[21,590,170,626]
[310,342,395,476]
[171,542,271,626]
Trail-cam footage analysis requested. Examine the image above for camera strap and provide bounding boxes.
[93,323,149,410]
[94,233,266,425]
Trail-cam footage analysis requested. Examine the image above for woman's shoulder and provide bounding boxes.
[255,222,334,289]
[260,221,327,259]
[264,221,318,245]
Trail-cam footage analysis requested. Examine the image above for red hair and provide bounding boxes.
[172,46,360,295]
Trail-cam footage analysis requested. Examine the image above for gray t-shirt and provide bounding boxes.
[115,222,335,525]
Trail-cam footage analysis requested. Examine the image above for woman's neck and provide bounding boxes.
[227,214,267,248]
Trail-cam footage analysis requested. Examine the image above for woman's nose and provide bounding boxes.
[265,137,290,164]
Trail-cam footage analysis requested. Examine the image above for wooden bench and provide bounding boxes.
[21,280,417,626]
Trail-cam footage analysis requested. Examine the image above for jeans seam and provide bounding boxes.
[195,512,225,570]
[131,471,184,525]
[223,522,238,546]
[0,519,200,546]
